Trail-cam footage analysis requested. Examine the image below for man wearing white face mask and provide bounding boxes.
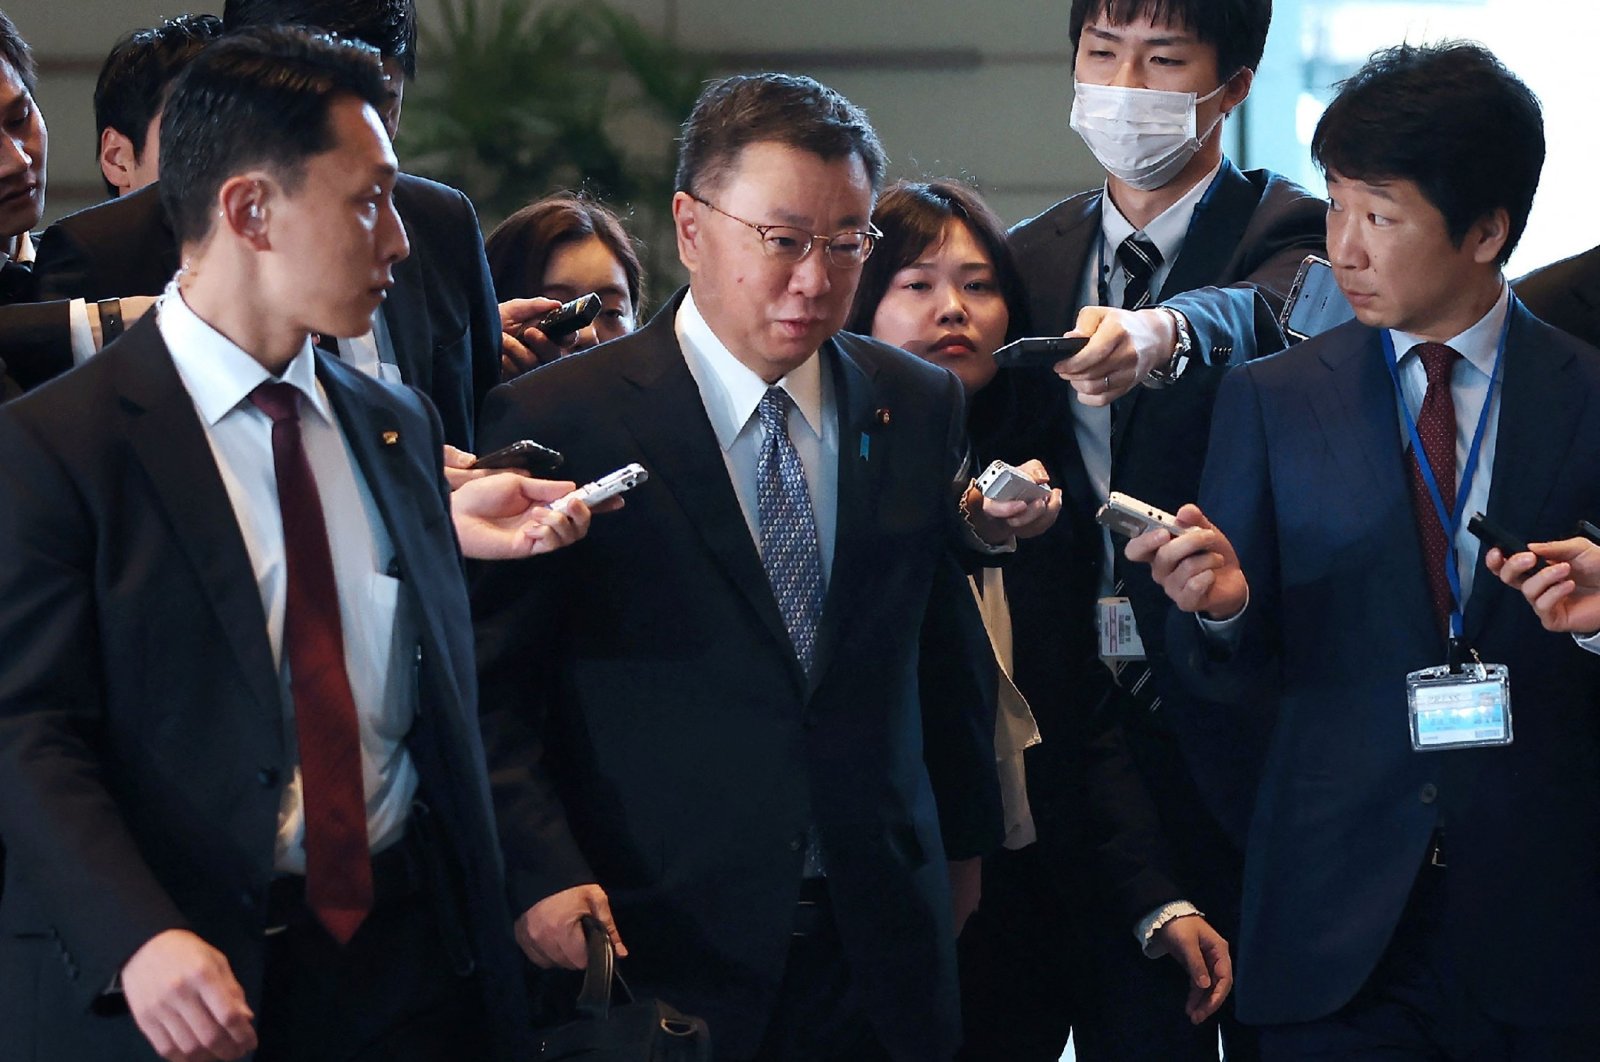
[967,2,1325,1061]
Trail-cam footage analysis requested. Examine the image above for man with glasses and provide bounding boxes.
[471,72,1010,1061]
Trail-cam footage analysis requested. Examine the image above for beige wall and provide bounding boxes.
[5,0,1103,228]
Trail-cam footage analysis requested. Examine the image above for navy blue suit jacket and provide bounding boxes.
[471,292,1001,1061]
[1167,304,1600,1026]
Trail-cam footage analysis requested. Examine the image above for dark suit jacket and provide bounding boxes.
[31,176,501,449]
[0,320,527,1060]
[0,255,73,397]
[471,293,1001,1061]
[1166,305,1600,1026]
[1003,160,1326,924]
[1514,242,1600,349]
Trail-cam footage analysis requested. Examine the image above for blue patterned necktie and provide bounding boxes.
[756,387,826,675]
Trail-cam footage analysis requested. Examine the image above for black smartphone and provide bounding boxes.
[516,292,602,344]
[1467,511,1544,569]
[992,336,1090,370]
[470,439,565,474]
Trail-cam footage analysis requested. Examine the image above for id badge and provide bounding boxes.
[1097,596,1146,661]
[1406,662,1512,751]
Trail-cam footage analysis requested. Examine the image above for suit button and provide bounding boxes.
[788,835,804,852]
[257,767,280,788]
[1420,783,1438,804]
[239,889,259,910]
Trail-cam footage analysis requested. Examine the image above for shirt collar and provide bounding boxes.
[675,288,825,451]
[1099,159,1224,270]
[156,279,327,428]
[10,231,34,266]
[1390,279,1510,380]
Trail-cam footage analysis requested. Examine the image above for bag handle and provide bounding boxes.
[575,914,616,1020]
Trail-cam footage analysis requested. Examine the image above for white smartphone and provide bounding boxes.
[556,463,648,510]
[1095,491,1185,538]
[975,459,1051,503]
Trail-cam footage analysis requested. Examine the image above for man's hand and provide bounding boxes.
[948,857,982,937]
[514,884,628,969]
[1125,503,1248,620]
[121,929,257,1062]
[452,474,620,560]
[1053,305,1177,406]
[964,460,1063,545]
[1149,915,1233,1024]
[1487,537,1600,635]
[500,297,575,380]
[442,443,516,491]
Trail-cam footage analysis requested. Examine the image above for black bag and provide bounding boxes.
[533,916,712,1061]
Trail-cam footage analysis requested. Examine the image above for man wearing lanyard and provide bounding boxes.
[1129,42,1600,1058]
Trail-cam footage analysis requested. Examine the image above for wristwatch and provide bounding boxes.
[97,298,124,345]
[1144,306,1192,388]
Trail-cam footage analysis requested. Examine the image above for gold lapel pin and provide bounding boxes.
[381,430,400,446]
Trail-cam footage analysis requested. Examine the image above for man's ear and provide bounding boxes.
[218,175,271,249]
[672,190,702,274]
[98,127,138,197]
[1219,66,1255,117]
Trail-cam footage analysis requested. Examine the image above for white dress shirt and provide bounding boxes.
[156,283,418,873]
[675,289,839,580]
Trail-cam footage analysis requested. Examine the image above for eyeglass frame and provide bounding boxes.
[687,193,883,268]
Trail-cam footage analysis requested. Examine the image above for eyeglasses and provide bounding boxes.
[690,194,882,268]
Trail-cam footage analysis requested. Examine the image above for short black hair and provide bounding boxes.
[675,73,887,198]
[94,14,225,195]
[223,0,416,79]
[1070,0,1272,77]
[847,178,1029,341]
[486,191,645,313]
[159,25,389,246]
[0,10,36,95]
[1313,42,1544,265]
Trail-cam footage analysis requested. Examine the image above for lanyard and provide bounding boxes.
[1378,299,1513,639]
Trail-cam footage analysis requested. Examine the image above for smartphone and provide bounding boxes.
[1280,256,1355,342]
[1095,491,1185,539]
[470,439,565,474]
[556,463,648,510]
[992,336,1090,370]
[515,292,602,343]
[1467,511,1544,569]
[975,459,1051,503]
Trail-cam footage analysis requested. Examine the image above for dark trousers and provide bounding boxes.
[1259,858,1599,1061]
[747,879,891,1062]
[255,828,487,1062]
[957,841,1255,1062]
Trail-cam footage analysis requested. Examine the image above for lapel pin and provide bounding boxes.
[381,430,400,446]
[875,407,892,427]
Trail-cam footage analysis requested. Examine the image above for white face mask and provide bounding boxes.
[1069,79,1231,192]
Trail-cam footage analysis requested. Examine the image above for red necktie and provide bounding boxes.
[250,382,373,945]
[1406,343,1462,634]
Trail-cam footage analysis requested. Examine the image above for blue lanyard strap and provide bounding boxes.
[1379,298,1514,639]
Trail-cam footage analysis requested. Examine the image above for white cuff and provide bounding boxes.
[1573,628,1600,655]
[1195,587,1249,649]
[1136,900,1202,959]
[69,298,96,364]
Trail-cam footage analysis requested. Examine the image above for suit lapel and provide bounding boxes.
[113,320,283,719]
[1158,160,1258,301]
[1028,194,1100,339]
[808,338,879,686]
[1308,325,1442,650]
[1463,305,1588,641]
[614,306,802,686]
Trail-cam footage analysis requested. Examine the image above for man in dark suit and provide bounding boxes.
[965,2,1323,1059]
[0,28,571,1061]
[473,73,1003,1062]
[30,0,501,450]
[1134,42,1600,1059]
[1513,242,1600,349]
